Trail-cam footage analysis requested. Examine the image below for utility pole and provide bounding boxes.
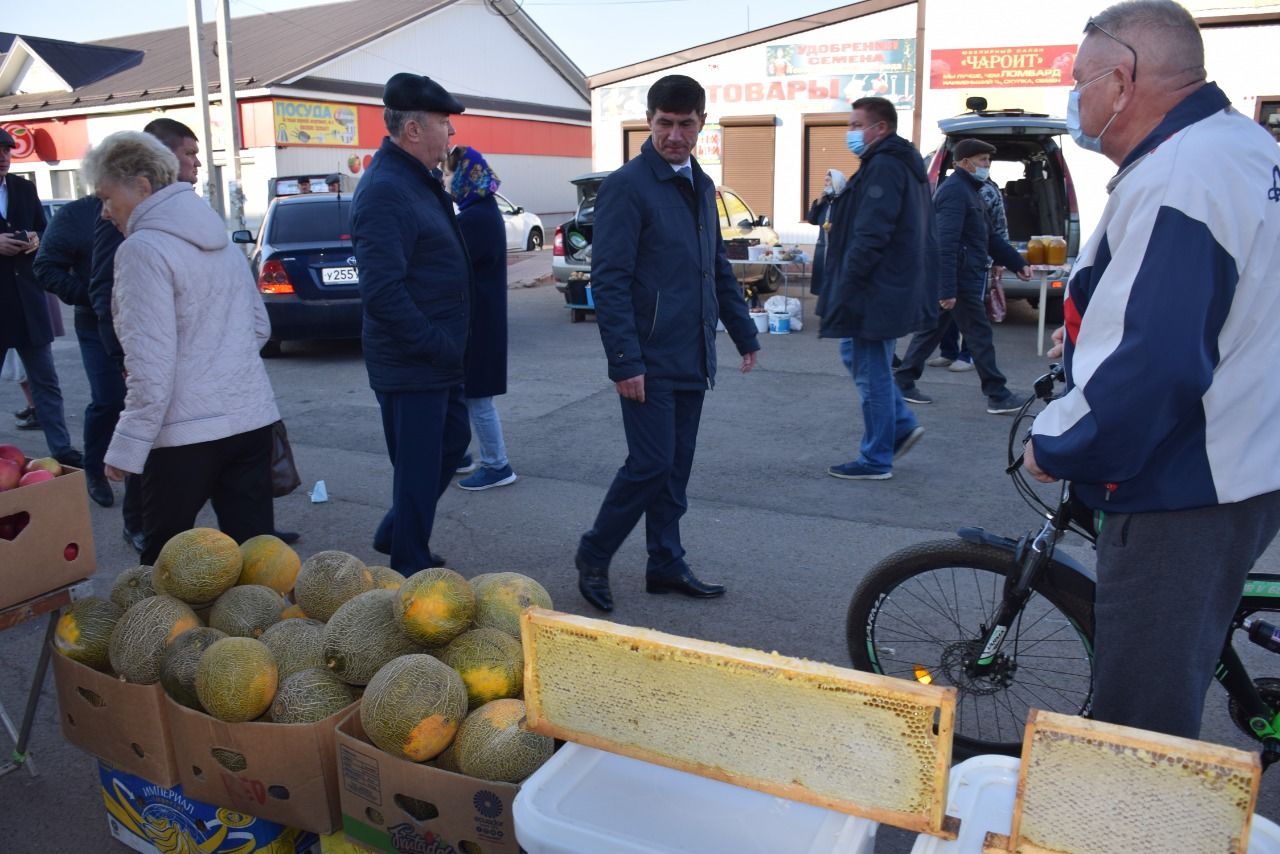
[215,0,245,230]
[186,0,221,217]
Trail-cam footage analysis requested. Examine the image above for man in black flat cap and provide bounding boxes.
[351,72,472,575]
[325,174,342,193]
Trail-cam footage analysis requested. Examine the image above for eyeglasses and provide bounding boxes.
[1086,17,1138,81]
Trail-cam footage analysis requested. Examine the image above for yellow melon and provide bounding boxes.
[108,595,202,684]
[470,572,552,638]
[195,637,279,722]
[237,535,301,594]
[260,618,326,679]
[109,565,155,610]
[440,627,524,709]
[54,597,124,671]
[270,667,358,724]
[160,627,227,710]
[394,568,474,646]
[369,565,405,591]
[208,584,287,638]
[360,654,467,762]
[453,699,553,783]
[294,551,374,621]
[324,590,421,686]
[153,528,243,605]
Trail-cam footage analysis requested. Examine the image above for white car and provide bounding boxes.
[495,192,544,252]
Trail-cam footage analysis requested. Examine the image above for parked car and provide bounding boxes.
[494,192,544,252]
[552,171,781,321]
[928,101,1080,320]
[233,193,361,356]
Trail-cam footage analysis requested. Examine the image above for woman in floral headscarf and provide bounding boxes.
[447,145,516,490]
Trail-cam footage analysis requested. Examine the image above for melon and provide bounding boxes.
[160,627,227,710]
[324,590,421,686]
[54,597,123,671]
[109,565,156,610]
[153,528,243,605]
[453,699,553,783]
[260,618,326,679]
[270,667,358,723]
[294,551,374,621]
[470,572,552,638]
[369,565,405,591]
[108,595,202,684]
[433,741,461,773]
[237,535,301,594]
[280,604,308,620]
[360,654,467,762]
[195,637,278,722]
[208,584,287,638]
[440,627,524,709]
[394,568,474,646]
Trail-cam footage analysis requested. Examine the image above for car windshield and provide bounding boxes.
[269,201,353,244]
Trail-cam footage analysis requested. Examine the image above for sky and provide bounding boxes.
[5,0,846,77]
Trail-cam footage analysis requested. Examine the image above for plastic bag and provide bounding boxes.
[985,277,1007,324]
[763,295,803,331]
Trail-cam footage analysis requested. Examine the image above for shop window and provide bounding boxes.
[50,170,83,200]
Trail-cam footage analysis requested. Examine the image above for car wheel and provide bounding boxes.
[1046,295,1065,324]
[571,309,587,323]
[755,265,782,295]
[260,338,283,358]
[527,228,544,252]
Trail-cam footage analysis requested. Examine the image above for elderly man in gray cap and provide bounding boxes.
[351,73,472,575]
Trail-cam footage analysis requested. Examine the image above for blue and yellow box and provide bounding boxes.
[99,761,321,853]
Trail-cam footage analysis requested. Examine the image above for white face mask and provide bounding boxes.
[1067,69,1120,153]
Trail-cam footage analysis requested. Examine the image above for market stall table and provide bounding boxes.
[729,255,809,326]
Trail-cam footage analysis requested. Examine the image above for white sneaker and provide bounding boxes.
[926,356,954,367]
[947,360,975,372]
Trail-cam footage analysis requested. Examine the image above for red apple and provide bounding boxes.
[24,457,62,476]
[0,444,24,470]
[0,459,19,491]
[64,543,79,561]
[19,469,54,487]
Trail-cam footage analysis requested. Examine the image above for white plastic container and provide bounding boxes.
[910,754,1280,853]
[751,311,769,333]
[514,742,876,854]
[768,310,791,334]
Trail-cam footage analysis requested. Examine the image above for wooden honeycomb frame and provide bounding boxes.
[982,710,1260,853]
[520,608,960,837]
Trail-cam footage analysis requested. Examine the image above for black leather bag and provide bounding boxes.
[270,420,301,498]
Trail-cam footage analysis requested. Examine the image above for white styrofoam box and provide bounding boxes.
[910,754,1280,854]
[514,742,876,854]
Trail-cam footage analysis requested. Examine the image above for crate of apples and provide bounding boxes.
[0,444,63,492]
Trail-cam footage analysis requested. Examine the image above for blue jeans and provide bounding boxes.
[75,311,127,478]
[14,344,72,457]
[840,338,918,472]
[464,396,509,470]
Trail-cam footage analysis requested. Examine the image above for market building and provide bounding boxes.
[587,0,1280,237]
[0,0,591,228]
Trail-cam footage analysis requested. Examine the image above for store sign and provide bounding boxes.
[273,99,359,146]
[696,124,722,165]
[1,124,36,158]
[765,39,916,77]
[930,45,1077,89]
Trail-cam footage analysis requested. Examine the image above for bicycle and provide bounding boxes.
[845,364,1280,764]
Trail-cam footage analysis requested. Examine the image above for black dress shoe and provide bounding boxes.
[575,554,613,612]
[123,526,147,555]
[273,529,300,545]
[86,474,114,508]
[646,570,726,598]
[429,552,447,568]
[13,406,34,420]
[56,448,84,468]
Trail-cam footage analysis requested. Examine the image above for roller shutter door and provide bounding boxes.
[721,122,775,221]
[624,128,649,161]
[804,124,860,211]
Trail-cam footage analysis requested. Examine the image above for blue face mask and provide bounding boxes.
[846,130,866,156]
[973,166,991,182]
[1066,70,1119,153]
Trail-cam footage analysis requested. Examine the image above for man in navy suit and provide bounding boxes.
[575,75,760,612]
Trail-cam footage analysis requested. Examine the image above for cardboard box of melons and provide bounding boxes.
[0,444,96,608]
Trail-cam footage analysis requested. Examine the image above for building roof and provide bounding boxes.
[0,0,587,118]
[586,0,915,88]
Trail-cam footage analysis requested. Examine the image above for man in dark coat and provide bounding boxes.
[33,194,119,506]
[0,127,79,467]
[818,97,937,480]
[575,75,760,612]
[352,73,472,575]
[894,138,1031,414]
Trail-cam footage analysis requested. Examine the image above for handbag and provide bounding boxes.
[985,272,1008,324]
[270,420,302,498]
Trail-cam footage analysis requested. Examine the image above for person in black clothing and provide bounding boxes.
[805,168,847,298]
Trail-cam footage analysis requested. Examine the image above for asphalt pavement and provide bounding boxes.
[2,253,1277,852]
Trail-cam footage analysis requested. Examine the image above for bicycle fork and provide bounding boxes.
[1219,620,1280,769]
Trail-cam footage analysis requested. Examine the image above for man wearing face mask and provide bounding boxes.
[894,139,1031,413]
[1024,0,1280,740]
[818,96,937,481]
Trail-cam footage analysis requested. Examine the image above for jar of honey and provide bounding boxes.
[1045,235,1068,266]
[1026,236,1047,266]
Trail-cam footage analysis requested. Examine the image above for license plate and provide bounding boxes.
[322,266,358,284]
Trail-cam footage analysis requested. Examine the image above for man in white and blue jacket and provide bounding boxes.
[1025,0,1280,740]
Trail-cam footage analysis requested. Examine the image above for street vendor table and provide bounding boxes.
[1030,263,1072,356]
[0,581,88,778]
[729,255,809,325]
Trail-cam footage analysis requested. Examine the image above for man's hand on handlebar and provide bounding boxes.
[1022,438,1059,484]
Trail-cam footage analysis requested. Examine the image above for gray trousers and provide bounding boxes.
[1092,489,1280,739]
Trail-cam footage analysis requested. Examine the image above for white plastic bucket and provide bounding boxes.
[751,312,768,333]
[768,311,791,335]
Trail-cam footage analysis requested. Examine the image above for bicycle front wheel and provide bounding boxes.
[847,539,1095,757]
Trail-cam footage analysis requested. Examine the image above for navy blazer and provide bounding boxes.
[0,173,51,351]
[934,168,1026,299]
[351,137,471,394]
[591,138,758,390]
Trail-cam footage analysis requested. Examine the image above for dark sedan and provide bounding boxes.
[233,194,362,356]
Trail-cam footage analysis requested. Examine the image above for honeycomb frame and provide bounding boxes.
[983,710,1260,853]
[520,608,959,837]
